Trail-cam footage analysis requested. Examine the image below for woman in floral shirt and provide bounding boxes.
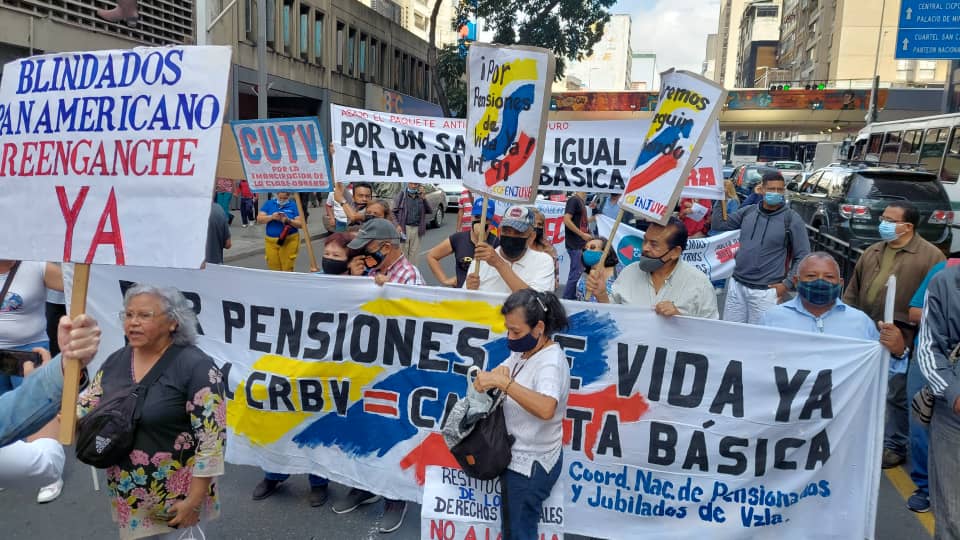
[79,284,225,539]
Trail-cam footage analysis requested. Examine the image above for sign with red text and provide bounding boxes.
[621,70,726,225]
[0,46,231,267]
[464,43,555,203]
[681,122,724,201]
[232,117,333,193]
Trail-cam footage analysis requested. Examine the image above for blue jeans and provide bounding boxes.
[562,249,584,299]
[0,340,50,395]
[907,356,929,494]
[240,197,256,225]
[501,457,561,540]
[263,471,328,487]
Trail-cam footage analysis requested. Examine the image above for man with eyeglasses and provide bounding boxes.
[337,217,420,532]
[843,201,945,470]
[711,171,810,324]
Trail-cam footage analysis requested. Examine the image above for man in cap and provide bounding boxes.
[465,205,555,294]
[348,218,424,286]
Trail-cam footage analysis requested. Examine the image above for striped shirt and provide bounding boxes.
[459,190,474,232]
[370,254,424,285]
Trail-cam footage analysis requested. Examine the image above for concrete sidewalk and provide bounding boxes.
[223,208,330,263]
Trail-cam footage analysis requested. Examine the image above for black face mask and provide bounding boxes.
[364,245,388,268]
[321,256,349,275]
[499,236,528,260]
[534,227,545,243]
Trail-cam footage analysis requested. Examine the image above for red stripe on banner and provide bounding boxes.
[484,131,536,187]
[363,390,399,402]
[363,403,399,416]
[624,152,679,194]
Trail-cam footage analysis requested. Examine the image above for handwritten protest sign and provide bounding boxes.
[86,264,886,539]
[421,466,563,540]
[464,43,555,203]
[231,117,332,193]
[330,104,466,183]
[621,70,725,224]
[682,121,724,201]
[0,46,232,268]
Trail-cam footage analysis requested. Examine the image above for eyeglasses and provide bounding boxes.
[119,311,159,323]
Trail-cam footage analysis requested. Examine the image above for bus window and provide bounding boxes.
[851,139,867,161]
[942,127,960,184]
[899,129,921,164]
[731,142,759,165]
[880,131,902,163]
[758,141,793,162]
[867,133,883,160]
[919,128,945,174]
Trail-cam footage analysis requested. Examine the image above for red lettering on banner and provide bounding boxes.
[543,216,565,245]
[430,520,456,540]
[56,185,91,262]
[686,167,717,187]
[84,187,126,264]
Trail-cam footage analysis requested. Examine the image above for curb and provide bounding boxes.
[224,230,332,263]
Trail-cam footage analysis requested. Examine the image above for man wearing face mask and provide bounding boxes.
[465,206,556,294]
[711,171,810,324]
[842,201,944,469]
[761,251,906,363]
[588,217,718,319]
[393,182,432,261]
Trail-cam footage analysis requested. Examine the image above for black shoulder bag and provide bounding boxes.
[76,345,182,468]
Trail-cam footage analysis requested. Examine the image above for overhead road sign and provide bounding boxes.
[895,0,960,60]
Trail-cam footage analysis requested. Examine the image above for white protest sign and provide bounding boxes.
[0,46,231,267]
[85,264,886,539]
[597,214,740,281]
[330,104,466,184]
[231,117,333,193]
[621,70,726,224]
[464,43,555,203]
[420,466,563,540]
[682,121,725,201]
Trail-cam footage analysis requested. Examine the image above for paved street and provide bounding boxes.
[0,206,936,539]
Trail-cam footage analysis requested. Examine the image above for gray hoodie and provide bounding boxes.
[711,203,810,288]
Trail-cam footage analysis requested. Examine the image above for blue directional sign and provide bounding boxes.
[896,0,960,60]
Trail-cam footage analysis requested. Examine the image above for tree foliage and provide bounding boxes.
[436,44,468,117]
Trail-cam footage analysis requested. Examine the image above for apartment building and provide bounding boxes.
[712,0,749,87]
[555,14,633,91]
[702,34,718,81]
[0,0,439,125]
[734,0,781,88]
[359,0,459,47]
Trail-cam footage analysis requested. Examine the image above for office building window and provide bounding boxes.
[757,6,778,17]
[299,6,309,60]
[282,0,293,54]
[266,0,276,49]
[381,43,389,87]
[348,27,356,75]
[369,39,378,82]
[314,12,325,66]
[359,34,367,78]
[414,13,428,31]
[337,21,345,71]
[394,49,401,90]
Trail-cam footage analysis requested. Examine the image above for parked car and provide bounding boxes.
[372,182,447,228]
[731,164,781,199]
[437,182,465,211]
[786,166,953,251]
[770,160,804,173]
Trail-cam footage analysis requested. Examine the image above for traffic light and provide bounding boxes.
[768,84,792,92]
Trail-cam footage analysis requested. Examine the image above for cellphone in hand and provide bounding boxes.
[0,349,41,377]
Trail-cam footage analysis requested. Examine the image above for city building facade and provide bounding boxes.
[554,13,632,91]
[734,0,781,88]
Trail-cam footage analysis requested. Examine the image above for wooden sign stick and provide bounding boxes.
[471,198,490,276]
[58,263,90,445]
[294,193,319,273]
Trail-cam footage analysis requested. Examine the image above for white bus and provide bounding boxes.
[850,112,960,255]
[727,141,759,167]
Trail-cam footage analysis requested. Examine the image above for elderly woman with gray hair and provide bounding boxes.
[78,284,226,540]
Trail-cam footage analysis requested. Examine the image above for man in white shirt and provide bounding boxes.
[465,205,555,294]
[588,217,719,319]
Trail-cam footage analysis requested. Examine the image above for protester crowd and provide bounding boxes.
[4,169,959,539]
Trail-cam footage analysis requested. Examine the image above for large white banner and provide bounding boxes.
[85,264,885,539]
[621,71,726,224]
[231,117,333,193]
[464,44,555,203]
[0,46,232,267]
[596,214,741,282]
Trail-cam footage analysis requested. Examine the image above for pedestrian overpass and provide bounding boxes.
[549,88,947,132]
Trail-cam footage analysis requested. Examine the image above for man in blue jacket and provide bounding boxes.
[711,171,810,323]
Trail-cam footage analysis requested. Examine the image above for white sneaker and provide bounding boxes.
[37,479,63,503]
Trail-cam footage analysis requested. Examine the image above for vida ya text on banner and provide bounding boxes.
[231,117,333,193]
[596,214,741,282]
[85,264,886,539]
[463,43,555,203]
[621,71,726,224]
[0,46,232,268]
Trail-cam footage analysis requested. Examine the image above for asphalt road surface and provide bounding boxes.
[0,208,933,539]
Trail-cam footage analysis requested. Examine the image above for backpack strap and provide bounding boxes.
[0,261,22,307]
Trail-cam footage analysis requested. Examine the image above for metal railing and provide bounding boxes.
[804,224,864,282]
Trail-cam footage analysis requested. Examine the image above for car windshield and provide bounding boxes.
[847,173,946,202]
[745,167,779,183]
[773,162,802,170]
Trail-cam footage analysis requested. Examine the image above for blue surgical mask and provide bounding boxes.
[878,221,901,241]
[582,250,603,268]
[507,332,539,353]
[764,192,785,206]
[797,279,842,306]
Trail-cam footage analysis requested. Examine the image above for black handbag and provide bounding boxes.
[449,393,515,480]
[75,346,181,468]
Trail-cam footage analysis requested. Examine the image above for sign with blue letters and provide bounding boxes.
[895,0,960,59]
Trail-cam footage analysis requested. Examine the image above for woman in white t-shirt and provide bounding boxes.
[473,289,570,540]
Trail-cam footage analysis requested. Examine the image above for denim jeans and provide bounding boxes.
[500,457,562,540]
[263,472,328,487]
[906,357,929,494]
[562,249,584,299]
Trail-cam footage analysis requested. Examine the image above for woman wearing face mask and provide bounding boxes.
[473,289,569,540]
[426,198,499,287]
[257,192,304,272]
[576,237,619,302]
[528,208,560,291]
[318,232,357,276]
